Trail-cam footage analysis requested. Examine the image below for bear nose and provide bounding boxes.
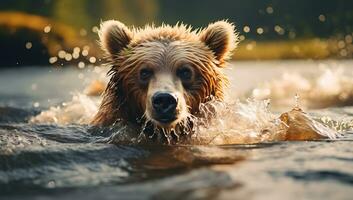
[152,92,178,115]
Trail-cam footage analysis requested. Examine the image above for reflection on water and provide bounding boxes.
[0,61,353,199]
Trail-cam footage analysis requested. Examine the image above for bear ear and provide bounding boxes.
[99,20,133,57]
[199,20,238,62]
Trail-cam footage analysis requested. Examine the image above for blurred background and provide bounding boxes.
[0,0,352,67]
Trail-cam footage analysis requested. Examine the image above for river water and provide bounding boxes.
[0,60,352,200]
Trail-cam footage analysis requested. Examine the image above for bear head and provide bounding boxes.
[92,20,238,141]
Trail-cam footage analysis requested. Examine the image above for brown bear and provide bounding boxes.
[91,20,238,143]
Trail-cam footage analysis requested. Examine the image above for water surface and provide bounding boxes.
[0,60,352,200]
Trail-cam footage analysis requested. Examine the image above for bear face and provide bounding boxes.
[92,20,238,141]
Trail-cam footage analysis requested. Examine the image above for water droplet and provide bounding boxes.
[246,42,256,51]
[78,73,84,79]
[256,27,264,35]
[318,14,326,22]
[33,102,40,108]
[266,6,274,14]
[47,180,56,188]
[243,26,250,33]
[89,57,96,63]
[82,49,89,57]
[25,42,32,49]
[73,47,80,53]
[94,66,101,73]
[338,40,346,49]
[49,57,58,64]
[80,28,87,36]
[78,61,85,69]
[65,54,72,61]
[72,52,80,59]
[246,43,254,50]
[345,35,353,44]
[58,50,66,58]
[294,93,300,108]
[288,31,296,39]
[340,49,348,57]
[274,25,285,35]
[92,26,99,33]
[44,25,51,33]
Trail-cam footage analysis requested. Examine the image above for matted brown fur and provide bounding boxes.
[92,20,238,140]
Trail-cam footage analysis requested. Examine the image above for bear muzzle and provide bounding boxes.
[151,92,179,123]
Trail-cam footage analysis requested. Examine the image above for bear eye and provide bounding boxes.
[177,65,193,82]
[139,68,153,82]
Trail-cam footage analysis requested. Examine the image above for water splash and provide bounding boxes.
[294,93,300,109]
[319,116,353,132]
[29,92,342,145]
[28,71,347,146]
[191,99,283,144]
[251,66,353,109]
[189,99,340,145]
[30,93,99,125]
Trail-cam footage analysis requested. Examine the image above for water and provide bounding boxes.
[0,60,353,200]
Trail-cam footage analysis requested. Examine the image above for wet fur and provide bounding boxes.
[92,20,238,142]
